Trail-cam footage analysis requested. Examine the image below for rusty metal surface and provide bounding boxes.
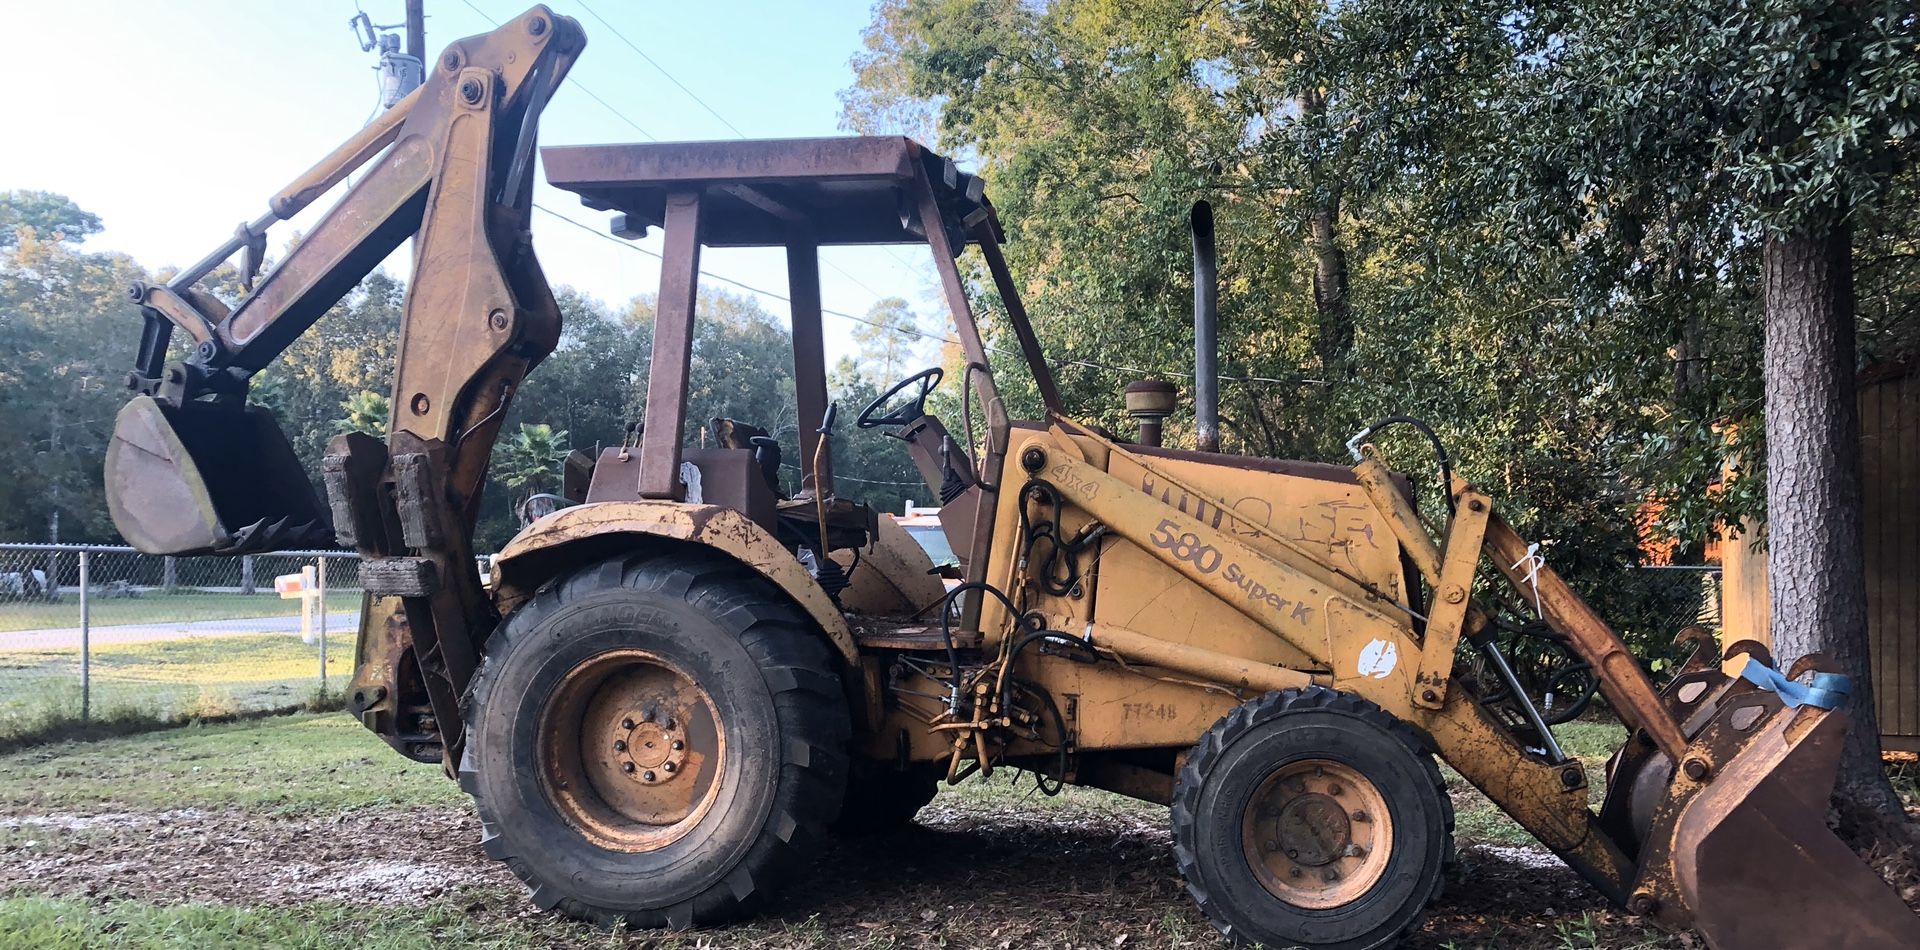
[1621,654,1920,947]
[491,500,859,663]
[544,137,966,247]
[1243,759,1393,909]
[537,648,725,852]
[637,190,704,499]
[786,235,832,492]
[973,217,1062,417]
[1482,510,1690,761]
[832,514,946,616]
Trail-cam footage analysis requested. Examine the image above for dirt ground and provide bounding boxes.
[0,796,1682,949]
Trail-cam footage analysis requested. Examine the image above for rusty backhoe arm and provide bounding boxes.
[104,7,585,764]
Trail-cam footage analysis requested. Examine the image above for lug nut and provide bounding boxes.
[643,770,656,782]
[1286,848,1299,860]
[1289,867,1303,878]
[1323,867,1341,882]
[613,740,627,752]
[671,740,684,751]
[527,14,547,34]
[621,762,635,773]
[459,78,485,104]
[662,761,676,773]
[1682,757,1711,781]
[1351,810,1370,823]
[621,718,635,730]
[1328,782,1343,795]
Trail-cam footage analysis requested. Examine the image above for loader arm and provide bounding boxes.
[1017,421,1920,947]
[104,7,585,765]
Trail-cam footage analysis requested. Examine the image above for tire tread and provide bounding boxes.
[462,550,849,928]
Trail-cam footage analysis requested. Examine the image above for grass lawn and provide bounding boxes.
[0,590,362,633]
[0,897,611,950]
[0,713,1685,950]
[0,632,357,745]
[0,713,453,814]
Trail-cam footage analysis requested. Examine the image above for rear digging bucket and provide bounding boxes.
[105,395,334,556]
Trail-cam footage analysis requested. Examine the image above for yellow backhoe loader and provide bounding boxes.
[103,9,1919,947]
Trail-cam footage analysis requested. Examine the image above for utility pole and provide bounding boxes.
[351,3,425,110]
[406,0,426,63]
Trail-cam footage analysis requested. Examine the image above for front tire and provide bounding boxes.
[1172,687,1453,950]
[461,552,850,927]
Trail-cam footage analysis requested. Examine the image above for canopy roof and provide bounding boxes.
[541,136,999,248]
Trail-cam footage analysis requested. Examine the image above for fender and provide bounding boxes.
[490,500,859,664]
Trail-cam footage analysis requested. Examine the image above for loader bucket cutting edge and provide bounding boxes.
[1651,688,1920,950]
[104,395,333,556]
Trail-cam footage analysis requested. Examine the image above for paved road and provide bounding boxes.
[0,612,361,649]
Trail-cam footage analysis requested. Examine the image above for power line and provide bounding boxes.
[558,0,926,282]
[456,0,656,140]
[571,0,746,137]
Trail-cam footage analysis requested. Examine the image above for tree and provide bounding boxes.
[494,423,571,511]
[847,0,1920,847]
[0,196,147,541]
[0,190,102,248]
[852,297,926,381]
[334,391,390,436]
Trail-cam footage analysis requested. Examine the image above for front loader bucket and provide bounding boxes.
[1633,663,1920,949]
[105,395,334,556]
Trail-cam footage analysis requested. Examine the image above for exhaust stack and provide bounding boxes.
[1191,201,1219,453]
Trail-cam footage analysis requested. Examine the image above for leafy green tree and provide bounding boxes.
[334,391,389,436]
[494,423,571,508]
[0,197,147,541]
[852,296,927,381]
[0,190,102,248]
[847,0,1920,842]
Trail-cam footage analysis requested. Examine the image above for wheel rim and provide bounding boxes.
[1241,758,1395,909]
[537,649,726,852]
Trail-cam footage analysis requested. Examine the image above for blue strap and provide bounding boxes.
[1734,657,1851,710]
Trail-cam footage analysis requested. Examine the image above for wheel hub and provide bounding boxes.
[1275,792,1351,867]
[616,713,689,784]
[1243,759,1394,909]
[537,649,726,852]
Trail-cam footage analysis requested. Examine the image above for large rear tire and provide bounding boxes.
[461,551,850,927]
[1172,687,1452,950]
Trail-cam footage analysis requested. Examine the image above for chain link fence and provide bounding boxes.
[0,544,365,743]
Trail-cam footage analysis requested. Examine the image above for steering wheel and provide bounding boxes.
[857,367,943,429]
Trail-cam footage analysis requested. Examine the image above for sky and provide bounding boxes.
[3,0,939,367]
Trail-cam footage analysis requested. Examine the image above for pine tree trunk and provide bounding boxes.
[1762,221,1907,834]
